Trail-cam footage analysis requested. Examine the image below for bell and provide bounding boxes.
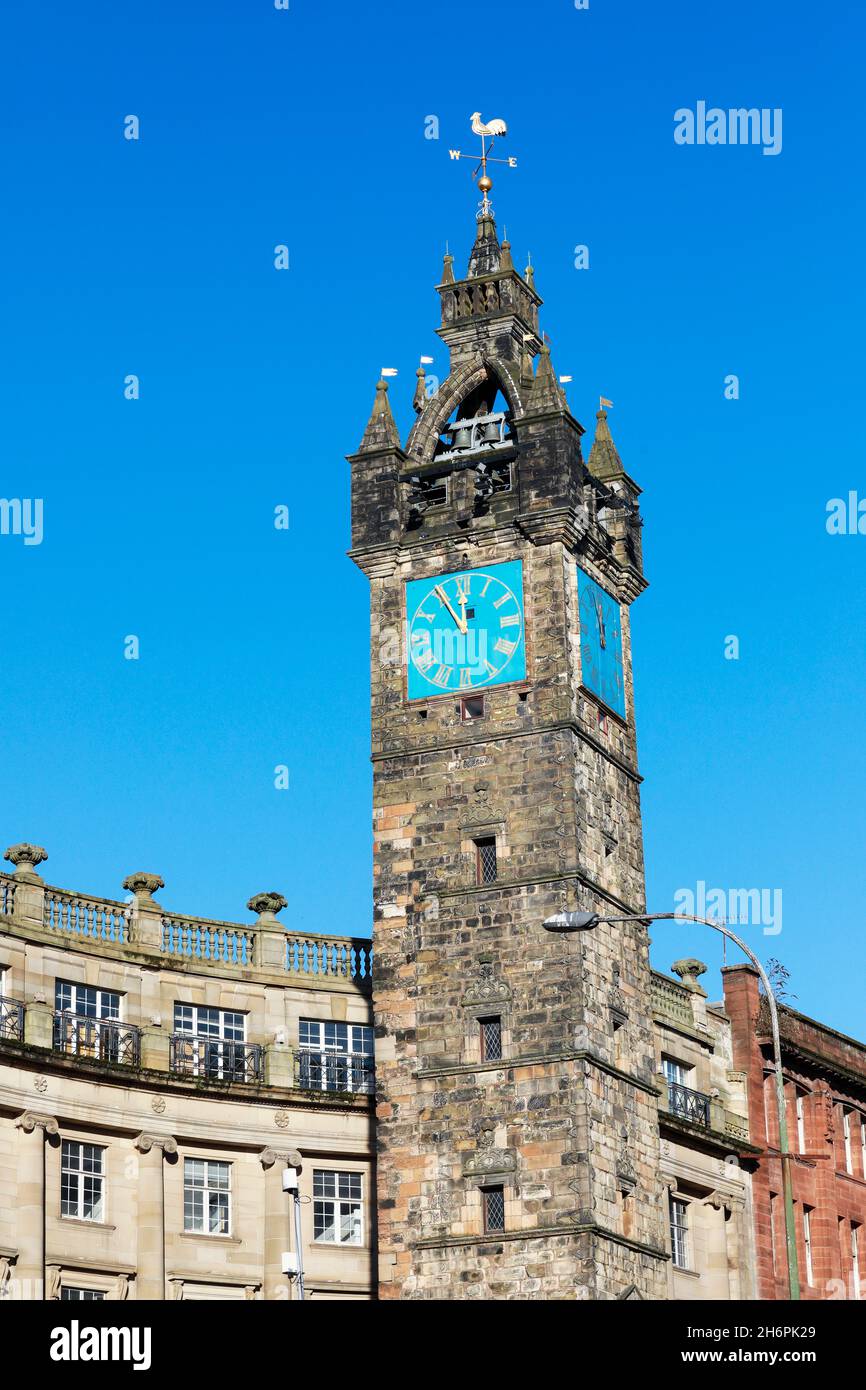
[453,425,472,450]
[479,419,501,444]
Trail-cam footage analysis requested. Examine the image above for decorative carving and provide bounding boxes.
[247,892,288,922]
[134,1132,177,1156]
[0,1256,14,1295]
[463,1147,517,1179]
[3,843,47,879]
[671,958,708,993]
[46,1264,61,1300]
[244,1285,258,1301]
[616,1126,637,1194]
[107,1274,130,1301]
[167,1279,184,1301]
[259,1147,302,1169]
[151,1097,166,1115]
[274,1111,291,1130]
[16,1111,59,1136]
[463,956,512,1011]
[461,781,505,828]
[122,872,165,901]
[34,1077,48,1094]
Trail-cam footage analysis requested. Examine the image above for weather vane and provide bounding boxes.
[449,112,517,219]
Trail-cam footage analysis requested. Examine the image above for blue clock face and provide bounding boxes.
[407,560,526,698]
[577,567,626,718]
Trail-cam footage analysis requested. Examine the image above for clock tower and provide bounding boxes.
[349,190,667,1299]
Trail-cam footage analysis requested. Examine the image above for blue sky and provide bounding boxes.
[1,1,863,1036]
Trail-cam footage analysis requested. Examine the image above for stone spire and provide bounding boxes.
[441,250,455,285]
[467,210,501,278]
[526,344,567,413]
[357,377,401,453]
[587,408,625,482]
[413,365,427,413]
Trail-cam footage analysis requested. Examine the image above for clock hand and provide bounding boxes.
[434,585,468,634]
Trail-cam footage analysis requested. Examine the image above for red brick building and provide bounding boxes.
[724,966,866,1300]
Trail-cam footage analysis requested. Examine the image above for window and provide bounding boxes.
[475,837,497,885]
[461,694,485,723]
[173,1004,248,1081]
[861,1114,866,1178]
[482,1186,505,1233]
[183,1159,231,1235]
[662,1057,689,1088]
[479,1016,502,1063]
[852,1224,862,1300]
[796,1091,807,1154]
[844,1109,854,1174]
[769,1193,778,1275]
[313,1170,363,1245]
[61,1287,105,1301]
[61,1141,105,1222]
[298,1020,374,1093]
[56,981,120,1020]
[669,1195,689,1270]
[803,1206,814,1286]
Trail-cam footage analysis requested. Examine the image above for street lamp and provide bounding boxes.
[543,908,800,1301]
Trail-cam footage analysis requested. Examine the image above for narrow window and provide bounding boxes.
[844,1108,854,1174]
[803,1206,814,1286]
[769,1193,778,1275]
[479,1016,502,1062]
[852,1224,862,1300]
[482,1185,505,1233]
[60,1287,105,1301]
[461,694,485,723]
[475,836,497,885]
[860,1113,866,1178]
[669,1195,689,1270]
[183,1158,231,1235]
[313,1170,363,1245]
[796,1091,806,1154]
[61,1140,105,1222]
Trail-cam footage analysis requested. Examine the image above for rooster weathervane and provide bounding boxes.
[449,112,517,219]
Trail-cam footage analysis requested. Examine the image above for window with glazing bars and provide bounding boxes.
[669,1195,689,1269]
[61,1287,105,1301]
[183,1158,231,1235]
[313,1170,363,1245]
[475,837,497,885]
[482,1186,505,1233]
[479,1016,502,1062]
[61,1140,105,1222]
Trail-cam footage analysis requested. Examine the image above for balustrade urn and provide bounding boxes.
[3,843,48,881]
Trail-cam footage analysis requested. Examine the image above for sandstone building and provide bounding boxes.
[724,965,866,1301]
[0,842,375,1301]
[652,958,758,1299]
[349,196,668,1299]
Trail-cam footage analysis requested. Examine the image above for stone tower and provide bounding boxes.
[349,196,667,1299]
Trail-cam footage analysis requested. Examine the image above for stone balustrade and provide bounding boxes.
[0,843,372,991]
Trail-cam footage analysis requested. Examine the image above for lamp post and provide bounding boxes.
[542,908,800,1301]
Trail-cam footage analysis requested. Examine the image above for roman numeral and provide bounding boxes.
[493,592,510,609]
[455,577,470,601]
[414,648,435,673]
[480,578,492,597]
[500,613,520,628]
[494,638,518,657]
[459,668,474,687]
[431,666,453,688]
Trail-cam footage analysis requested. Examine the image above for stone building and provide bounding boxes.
[350,193,668,1298]
[0,842,375,1301]
[652,958,758,1299]
[724,965,866,1301]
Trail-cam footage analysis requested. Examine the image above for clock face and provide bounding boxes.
[407,560,526,699]
[577,566,625,719]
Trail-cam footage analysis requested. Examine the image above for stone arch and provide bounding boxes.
[406,356,527,464]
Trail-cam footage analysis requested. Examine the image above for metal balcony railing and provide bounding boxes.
[296,1049,374,1096]
[170,1034,263,1083]
[668,1081,711,1128]
[53,1012,141,1067]
[0,996,24,1042]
